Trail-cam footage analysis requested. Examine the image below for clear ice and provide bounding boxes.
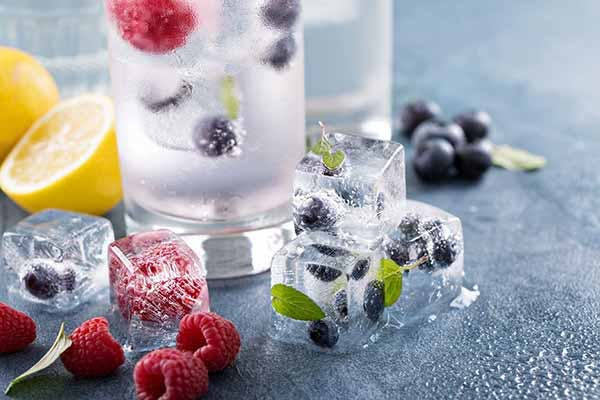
[294,132,405,244]
[2,209,114,313]
[108,230,210,352]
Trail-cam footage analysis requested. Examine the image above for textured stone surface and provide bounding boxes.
[2,0,600,398]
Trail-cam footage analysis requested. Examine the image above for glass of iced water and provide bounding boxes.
[104,0,305,278]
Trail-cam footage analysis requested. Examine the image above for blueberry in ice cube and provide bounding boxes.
[309,244,352,258]
[294,197,337,232]
[334,289,348,320]
[263,34,297,70]
[413,138,455,181]
[261,0,300,30]
[60,268,77,292]
[455,140,493,180]
[193,116,242,157]
[363,280,385,322]
[305,263,343,282]
[308,319,339,348]
[400,100,442,138]
[397,214,423,241]
[412,120,466,150]
[23,263,61,300]
[141,81,193,113]
[432,236,459,269]
[351,258,370,281]
[453,110,492,143]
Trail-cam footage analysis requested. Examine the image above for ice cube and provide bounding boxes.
[2,210,114,313]
[294,132,405,243]
[270,232,386,351]
[109,230,210,352]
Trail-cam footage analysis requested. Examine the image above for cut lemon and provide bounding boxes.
[0,94,122,215]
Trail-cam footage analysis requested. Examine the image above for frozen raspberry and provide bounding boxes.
[176,312,241,372]
[135,348,208,400]
[108,0,197,54]
[0,302,36,353]
[60,318,125,377]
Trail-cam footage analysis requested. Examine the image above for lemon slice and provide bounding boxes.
[0,94,122,215]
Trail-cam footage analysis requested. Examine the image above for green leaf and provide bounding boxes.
[221,75,240,120]
[271,284,326,321]
[378,259,403,307]
[322,150,346,171]
[310,136,332,156]
[5,323,72,395]
[492,145,546,171]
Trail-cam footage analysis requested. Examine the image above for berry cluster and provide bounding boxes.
[400,100,493,181]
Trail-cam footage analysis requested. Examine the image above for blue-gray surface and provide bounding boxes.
[2,1,600,399]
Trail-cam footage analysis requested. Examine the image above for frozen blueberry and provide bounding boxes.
[432,236,459,269]
[384,239,410,266]
[60,268,76,292]
[263,34,297,70]
[305,263,342,282]
[455,140,493,180]
[141,81,193,113]
[334,289,348,320]
[310,244,352,258]
[308,319,339,348]
[351,259,371,280]
[413,138,455,181]
[400,100,442,138]
[261,0,300,30]
[421,218,444,239]
[294,197,337,232]
[453,110,492,143]
[23,264,61,300]
[363,280,385,322]
[397,214,423,240]
[193,116,242,157]
[412,120,466,150]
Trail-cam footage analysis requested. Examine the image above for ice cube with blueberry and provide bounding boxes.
[294,131,405,243]
[270,232,388,350]
[109,230,210,352]
[2,210,114,313]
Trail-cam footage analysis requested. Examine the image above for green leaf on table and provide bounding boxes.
[271,284,326,321]
[322,150,346,171]
[5,323,72,396]
[378,259,403,307]
[492,145,546,171]
[310,136,332,156]
[221,75,240,120]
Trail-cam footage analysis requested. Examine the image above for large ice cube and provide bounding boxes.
[109,230,210,352]
[270,232,387,351]
[2,210,114,313]
[294,132,405,243]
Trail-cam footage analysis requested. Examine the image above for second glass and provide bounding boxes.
[105,0,305,278]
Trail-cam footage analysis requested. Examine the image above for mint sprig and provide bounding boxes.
[5,323,72,395]
[271,284,326,321]
[310,122,346,171]
[377,257,428,307]
[221,75,240,120]
[492,144,546,171]
[323,150,346,171]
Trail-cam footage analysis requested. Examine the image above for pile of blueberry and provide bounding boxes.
[400,100,494,181]
[261,0,300,70]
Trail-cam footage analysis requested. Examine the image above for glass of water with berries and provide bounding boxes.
[104,0,305,278]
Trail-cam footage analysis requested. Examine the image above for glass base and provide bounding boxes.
[124,202,294,279]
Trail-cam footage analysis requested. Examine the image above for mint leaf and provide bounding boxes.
[5,323,72,395]
[221,76,240,120]
[378,259,403,307]
[271,284,326,321]
[310,136,331,156]
[492,144,546,171]
[322,150,345,171]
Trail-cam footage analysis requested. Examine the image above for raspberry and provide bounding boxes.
[135,348,208,400]
[60,318,125,377]
[176,312,241,372]
[109,0,197,54]
[0,302,36,353]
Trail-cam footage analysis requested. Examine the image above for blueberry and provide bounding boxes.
[23,264,61,299]
[455,140,493,180]
[351,258,370,280]
[193,116,242,157]
[363,280,385,322]
[308,319,339,348]
[400,100,442,138]
[413,138,455,181]
[397,214,423,240]
[263,34,297,70]
[60,268,76,292]
[412,120,466,150]
[384,239,410,266]
[141,81,193,113]
[334,289,348,320]
[294,197,336,232]
[432,236,459,269]
[310,244,352,258]
[305,263,342,282]
[421,218,444,239]
[453,110,492,143]
[261,0,300,30]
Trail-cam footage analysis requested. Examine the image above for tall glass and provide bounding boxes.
[104,0,305,278]
[304,0,392,140]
